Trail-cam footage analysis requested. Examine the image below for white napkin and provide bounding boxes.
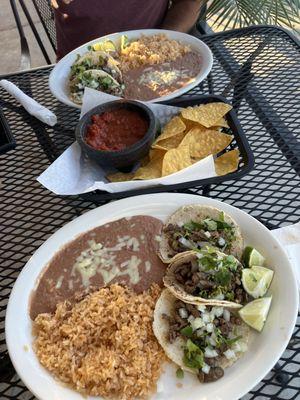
[0,79,57,126]
[37,88,216,194]
[272,222,300,289]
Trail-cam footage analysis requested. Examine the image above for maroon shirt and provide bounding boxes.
[54,0,169,59]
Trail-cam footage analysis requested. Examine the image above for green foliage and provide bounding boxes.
[204,0,300,31]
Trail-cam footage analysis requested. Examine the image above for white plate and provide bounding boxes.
[49,29,213,108]
[5,193,298,400]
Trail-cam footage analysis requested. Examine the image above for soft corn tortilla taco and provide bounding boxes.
[69,69,123,104]
[163,248,249,308]
[72,50,122,83]
[159,205,244,263]
[153,289,249,381]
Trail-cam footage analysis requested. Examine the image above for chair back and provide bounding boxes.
[31,0,56,51]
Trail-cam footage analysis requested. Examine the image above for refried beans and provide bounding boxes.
[30,215,166,320]
[124,51,202,101]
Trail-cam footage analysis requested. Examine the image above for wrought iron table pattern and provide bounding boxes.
[0,26,299,399]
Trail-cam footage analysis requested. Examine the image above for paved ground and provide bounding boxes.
[0,0,55,75]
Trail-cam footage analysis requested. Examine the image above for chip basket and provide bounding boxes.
[0,108,16,155]
[78,94,254,203]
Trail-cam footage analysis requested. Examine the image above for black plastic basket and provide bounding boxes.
[80,94,254,203]
[0,109,16,155]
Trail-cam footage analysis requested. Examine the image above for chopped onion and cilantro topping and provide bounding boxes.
[179,247,245,302]
[176,368,184,379]
[163,300,249,383]
[183,338,204,370]
[165,212,236,256]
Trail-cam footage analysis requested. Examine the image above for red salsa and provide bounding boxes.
[86,109,149,151]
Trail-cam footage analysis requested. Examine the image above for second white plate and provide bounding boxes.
[49,29,213,108]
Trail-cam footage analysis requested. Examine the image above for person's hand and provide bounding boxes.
[51,0,73,9]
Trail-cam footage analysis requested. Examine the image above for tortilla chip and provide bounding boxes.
[156,116,186,142]
[133,156,163,180]
[149,148,167,161]
[215,149,240,175]
[181,103,232,128]
[213,117,229,128]
[140,154,150,167]
[162,146,192,177]
[152,131,186,151]
[179,128,233,160]
[181,117,203,132]
[107,171,135,182]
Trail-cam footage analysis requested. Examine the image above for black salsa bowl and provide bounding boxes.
[75,100,158,170]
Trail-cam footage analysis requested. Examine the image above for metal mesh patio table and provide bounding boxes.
[0,26,299,399]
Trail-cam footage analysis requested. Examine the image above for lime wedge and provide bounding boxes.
[121,35,130,53]
[92,42,103,51]
[243,246,265,267]
[242,266,274,298]
[102,40,116,52]
[92,40,116,52]
[239,297,272,331]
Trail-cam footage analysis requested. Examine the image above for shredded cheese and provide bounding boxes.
[71,239,142,287]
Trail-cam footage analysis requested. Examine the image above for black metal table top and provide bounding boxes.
[0,26,299,399]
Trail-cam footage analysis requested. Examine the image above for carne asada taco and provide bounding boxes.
[153,289,249,382]
[159,205,243,263]
[164,247,250,308]
[69,69,124,104]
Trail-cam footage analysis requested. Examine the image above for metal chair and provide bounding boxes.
[9,0,31,70]
[31,0,56,52]
[10,0,55,70]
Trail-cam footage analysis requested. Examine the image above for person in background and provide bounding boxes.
[51,0,203,59]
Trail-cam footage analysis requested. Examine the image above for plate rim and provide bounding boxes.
[5,193,299,400]
[48,28,213,108]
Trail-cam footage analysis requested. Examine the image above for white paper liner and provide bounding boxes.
[272,222,300,290]
[37,88,216,194]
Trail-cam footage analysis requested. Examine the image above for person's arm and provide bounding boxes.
[161,0,203,32]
